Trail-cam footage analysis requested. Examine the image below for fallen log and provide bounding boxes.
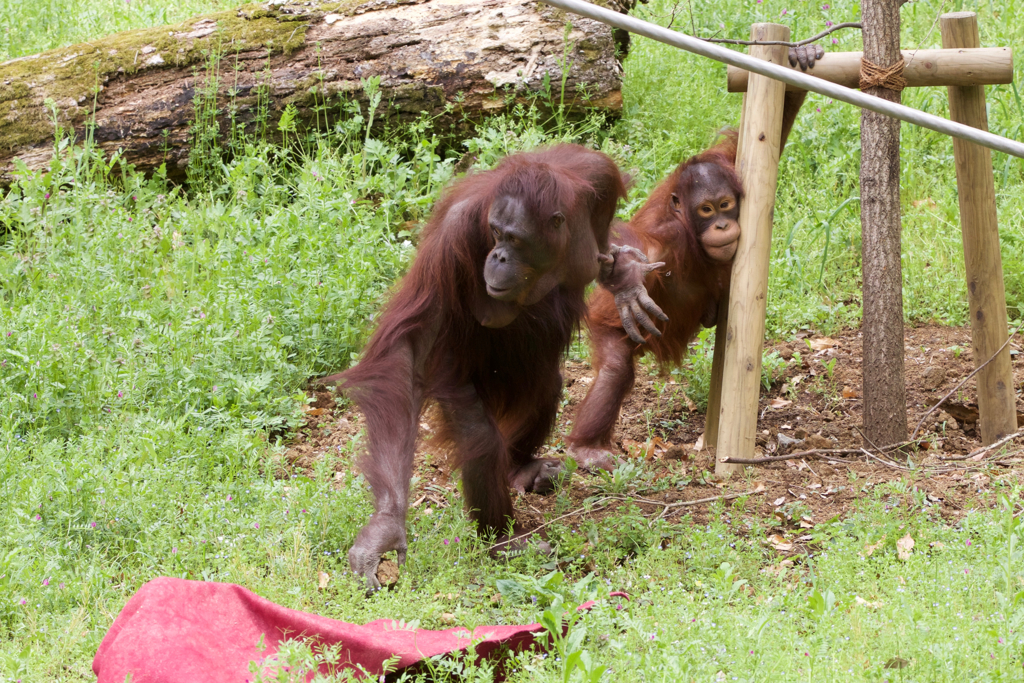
[0,0,631,185]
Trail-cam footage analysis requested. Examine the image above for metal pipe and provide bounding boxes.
[543,0,1024,159]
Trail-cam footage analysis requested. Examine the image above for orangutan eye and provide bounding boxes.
[698,204,714,217]
[720,198,734,211]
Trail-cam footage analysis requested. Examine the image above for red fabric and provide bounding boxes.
[93,577,604,682]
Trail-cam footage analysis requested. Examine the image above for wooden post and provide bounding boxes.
[714,23,788,475]
[704,286,729,448]
[942,12,1018,444]
[706,94,750,449]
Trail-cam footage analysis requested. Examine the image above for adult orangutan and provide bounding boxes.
[320,144,662,588]
[567,46,824,471]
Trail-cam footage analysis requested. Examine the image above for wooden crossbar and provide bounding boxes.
[541,0,1024,158]
[727,47,1012,91]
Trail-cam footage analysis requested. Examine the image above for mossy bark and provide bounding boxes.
[0,0,630,185]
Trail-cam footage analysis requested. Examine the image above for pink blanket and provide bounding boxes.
[93,577,601,682]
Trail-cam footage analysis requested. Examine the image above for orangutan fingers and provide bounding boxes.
[642,260,666,276]
[619,304,646,344]
[618,244,650,263]
[638,290,669,322]
[630,300,660,338]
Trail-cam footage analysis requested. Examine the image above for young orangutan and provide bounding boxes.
[567,46,824,471]
[318,144,663,588]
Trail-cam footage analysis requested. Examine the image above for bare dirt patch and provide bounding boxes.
[283,325,1024,545]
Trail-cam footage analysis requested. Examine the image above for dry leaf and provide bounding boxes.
[441,613,456,624]
[770,398,793,409]
[768,534,794,552]
[807,483,822,490]
[929,541,946,550]
[896,534,915,561]
[375,559,400,588]
[622,439,653,459]
[808,337,838,351]
[694,434,705,451]
[318,571,331,590]
[303,407,326,416]
[884,657,910,670]
[681,392,697,412]
[411,494,426,508]
[333,471,345,481]
[842,386,860,399]
[752,482,766,493]
[854,595,883,609]
[804,433,832,450]
[796,534,814,542]
[799,516,815,529]
[773,496,786,507]
[862,537,886,558]
[760,559,795,577]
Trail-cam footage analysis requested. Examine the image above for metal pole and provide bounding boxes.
[542,0,1024,159]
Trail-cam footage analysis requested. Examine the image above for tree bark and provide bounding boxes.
[860,0,907,446]
[0,0,630,184]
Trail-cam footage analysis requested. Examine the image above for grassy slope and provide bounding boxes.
[1,0,1024,680]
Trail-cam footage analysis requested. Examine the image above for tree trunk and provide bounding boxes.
[0,0,630,185]
[860,0,907,447]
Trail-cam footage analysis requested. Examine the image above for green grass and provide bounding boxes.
[0,0,235,61]
[2,0,1024,679]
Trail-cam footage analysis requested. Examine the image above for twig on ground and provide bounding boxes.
[722,438,918,465]
[911,324,1023,441]
[724,448,864,464]
[704,22,862,46]
[801,459,821,479]
[490,487,766,549]
[936,429,1024,461]
[853,425,908,468]
[488,496,617,551]
[860,447,913,471]
[646,489,764,525]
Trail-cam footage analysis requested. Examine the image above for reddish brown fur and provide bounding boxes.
[568,134,741,450]
[331,144,626,577]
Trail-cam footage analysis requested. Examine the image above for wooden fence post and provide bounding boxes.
[704,285,729,448]
[714,23,789,475]
[941,12,1018,444]
[706,94,750,450]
